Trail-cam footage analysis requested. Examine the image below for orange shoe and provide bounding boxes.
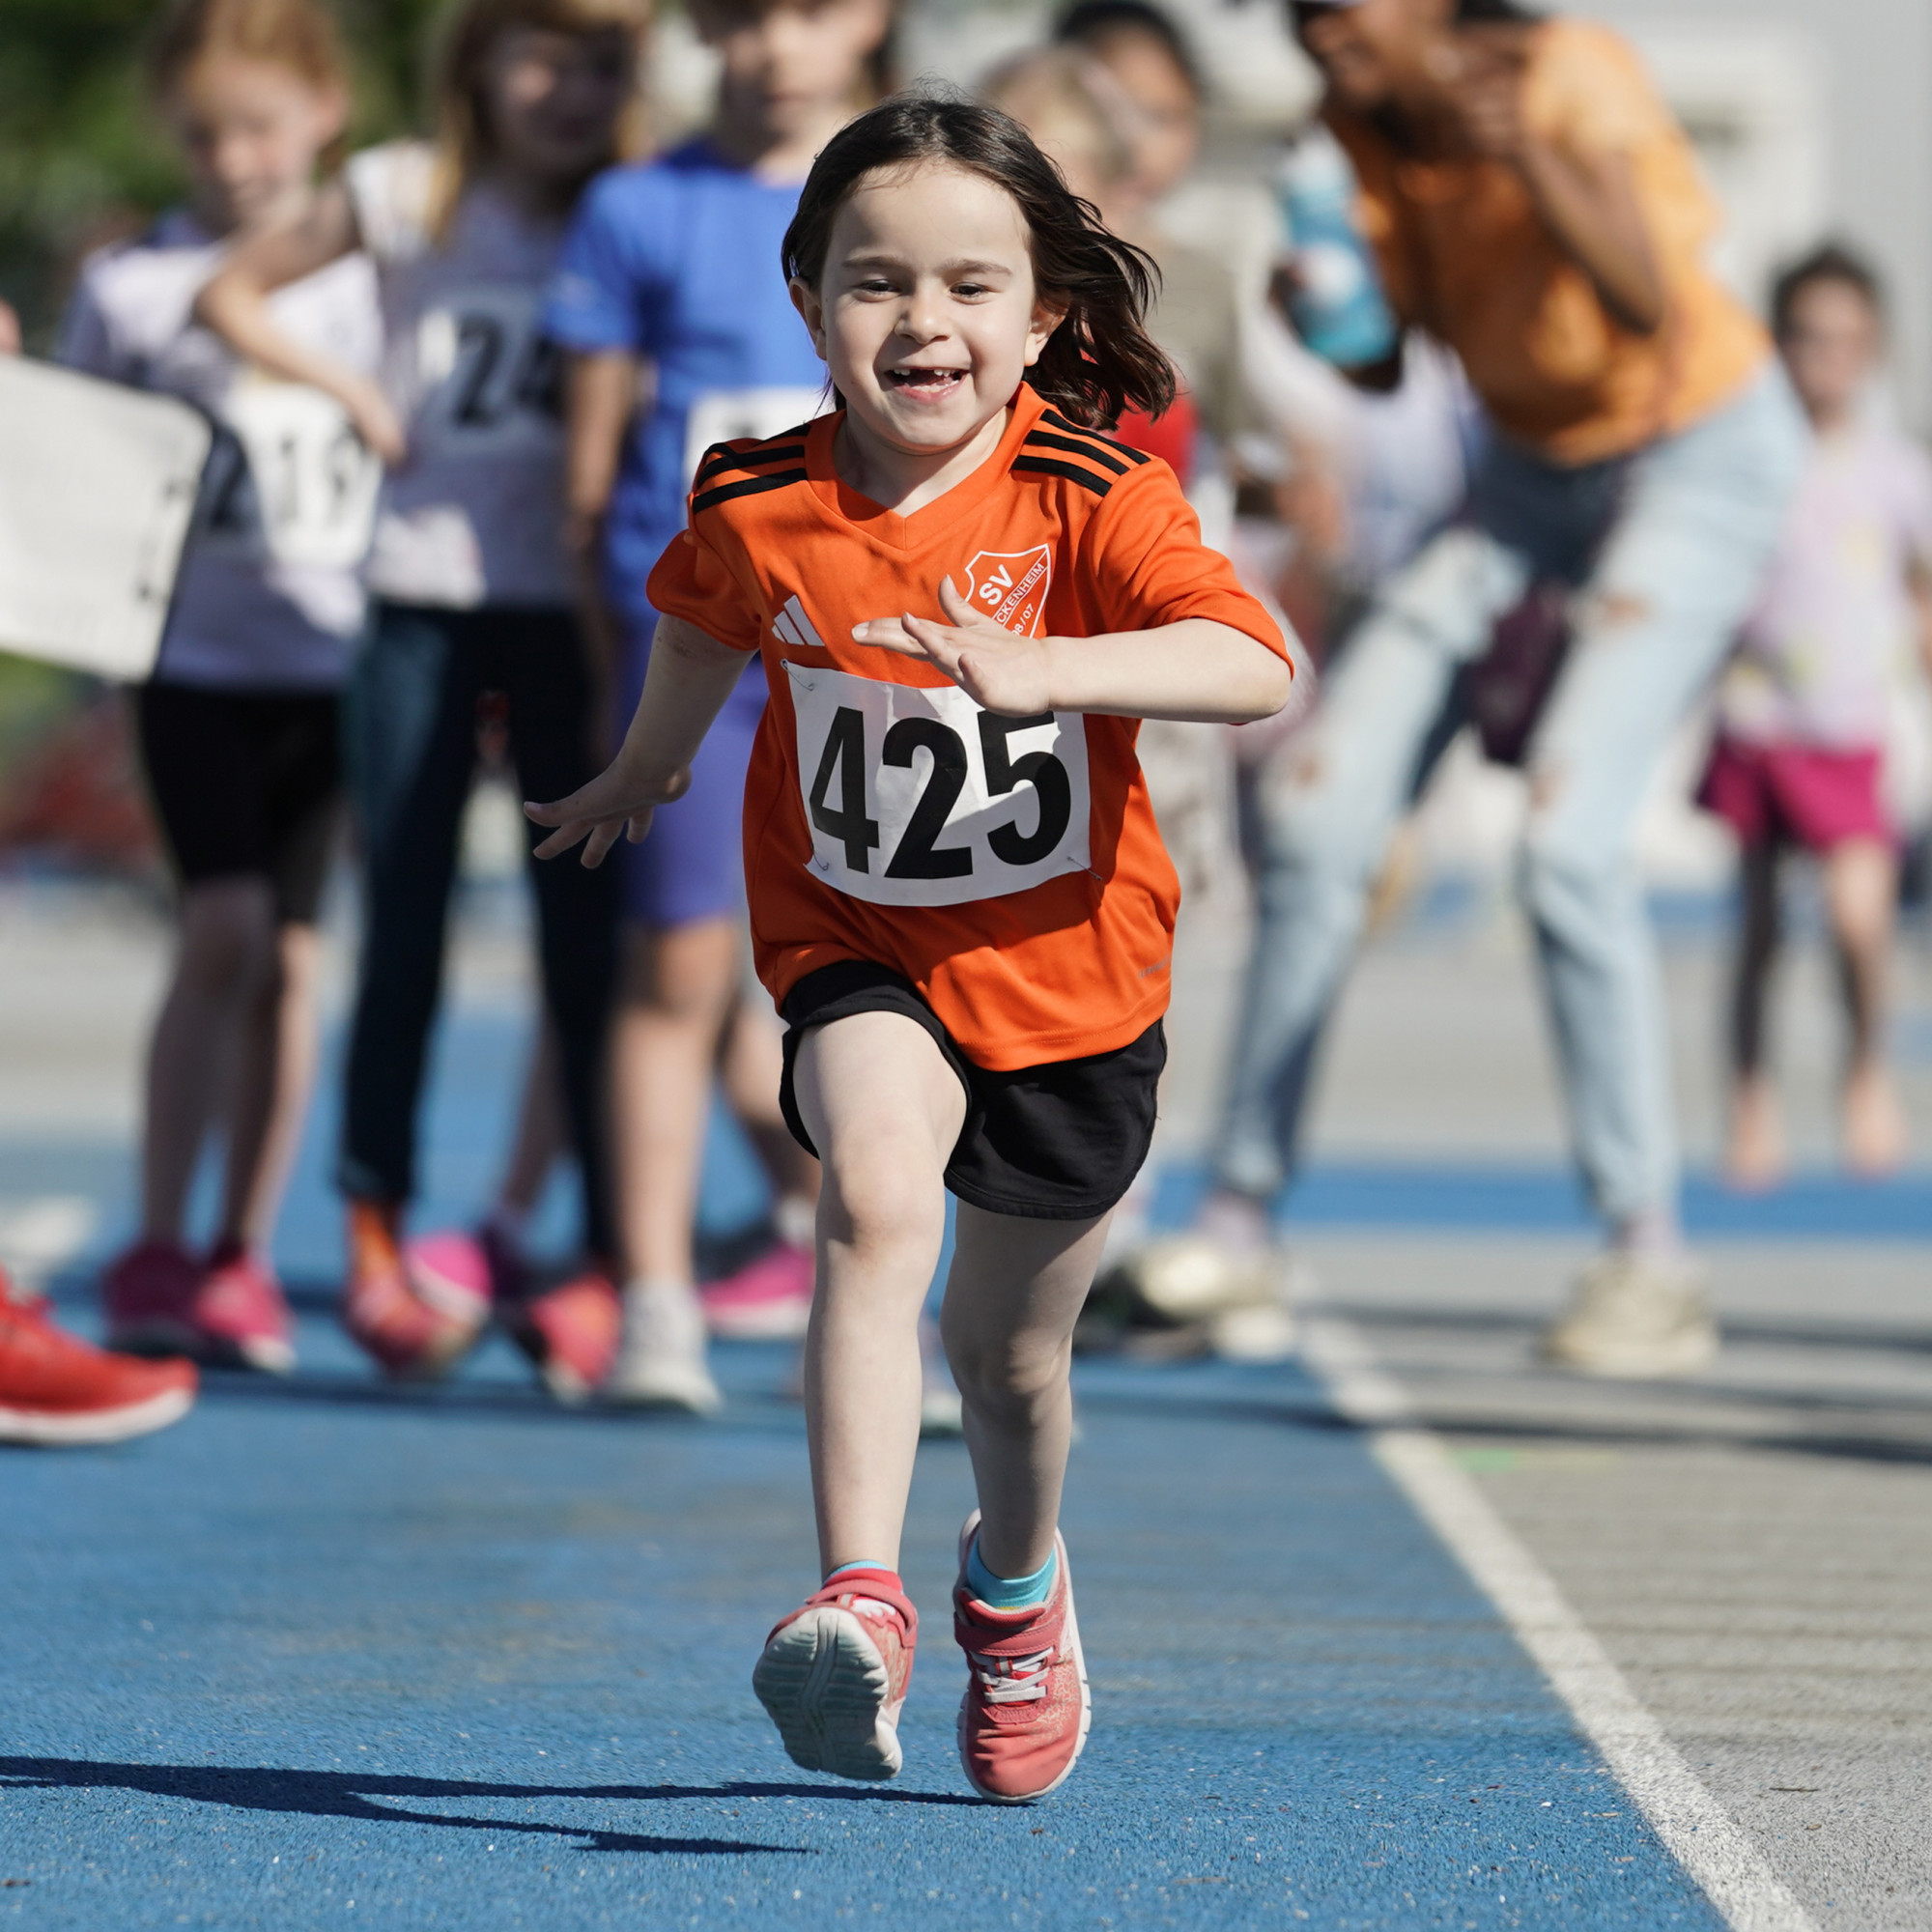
[0,1270,197,1445]
[753,1567,918,1781]
[504,1270,621,1405]
[341,1202,485,1380]
[952,1514,1091,1803]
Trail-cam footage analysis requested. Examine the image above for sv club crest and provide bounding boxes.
[962,546,1052,637]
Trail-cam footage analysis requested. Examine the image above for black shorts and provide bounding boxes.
[136,681,341,924]
[778,960,1166,1221]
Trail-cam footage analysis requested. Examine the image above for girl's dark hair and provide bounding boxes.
[1771,241,1884,336]
[1455,0,1539,17]
[780,92,1177,430]
[1053,1,1203,101]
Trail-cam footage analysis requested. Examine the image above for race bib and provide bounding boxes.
[412,286,560,454]
[785,662,1092,909]
[204,375,382,571]
[683,384,830,491]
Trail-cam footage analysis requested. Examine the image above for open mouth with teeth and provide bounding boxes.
[883,366,968,399]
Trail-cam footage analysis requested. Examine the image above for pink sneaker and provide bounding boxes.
[699,1241,814,1340]
[343,1204,486,1380]
[405,1230,494,1309]
[194,1240,296,1374]
[102,1239,204,1358]
[753,1567,917,1781]
[952,1513,1091,1803]
[505,1270,621,1404]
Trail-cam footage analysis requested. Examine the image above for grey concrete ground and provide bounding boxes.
[2,850,1928,1927]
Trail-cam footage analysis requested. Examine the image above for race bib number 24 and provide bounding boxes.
[785,663,1092,909]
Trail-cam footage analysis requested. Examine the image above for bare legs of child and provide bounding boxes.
[753,1012,1096,1802]
[113,877,315,1370]
[1725,836,1906,1186]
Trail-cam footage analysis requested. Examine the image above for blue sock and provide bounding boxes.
[964,1533,1057,1611]
[823,1560,896,1586]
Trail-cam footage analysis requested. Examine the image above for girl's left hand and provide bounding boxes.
[853,577,1055,717]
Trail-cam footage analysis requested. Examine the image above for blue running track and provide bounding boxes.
[0,1000,1850,1928]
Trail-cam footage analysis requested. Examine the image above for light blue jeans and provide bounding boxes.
[1213,366,1808,1225]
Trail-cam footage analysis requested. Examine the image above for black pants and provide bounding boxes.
[336,601,618,1260]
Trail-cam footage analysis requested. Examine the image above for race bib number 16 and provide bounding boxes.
[785,663,1092,909]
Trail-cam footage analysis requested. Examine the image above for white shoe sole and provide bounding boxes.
[0,1382,195,1446]
[601,1362,722,1414]
[1541,1323,1719,1379]
[953,1515,1093,1804]
[753,1605,904,1780]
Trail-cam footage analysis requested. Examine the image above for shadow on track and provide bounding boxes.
[0,1758,993,1856]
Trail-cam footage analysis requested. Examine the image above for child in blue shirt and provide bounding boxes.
[542,0,895,1406]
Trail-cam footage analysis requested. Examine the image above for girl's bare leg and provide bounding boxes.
[1826,836,1907,1174]
[140,877,279,1243]
[722,996,820,1218]
[791,1011,964,1574]
[216,921,322,1251]
[1723,842,1785,1190]
[940,1204,1111,1578]
[611,915,739,1283]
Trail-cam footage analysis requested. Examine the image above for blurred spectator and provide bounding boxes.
[1701,244,1932,1188]
[70,0,379,1378]
[1179,0,1809,1379]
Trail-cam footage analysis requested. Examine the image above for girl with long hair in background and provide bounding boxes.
[199,0,649,1398]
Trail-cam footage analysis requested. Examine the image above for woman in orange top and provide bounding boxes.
[1190,0,1808,1378]
[530,97,1292,1802]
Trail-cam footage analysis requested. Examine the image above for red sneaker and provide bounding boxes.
[0,1272,197,1445]
[753,1568,918,1781]
[101,1239,203,1358]
[342,1203,485,1380]
[952,1513,1091,1803]
[194,1240,296,1375]
[504,1269,621,1404]
[699,1240,814,1340]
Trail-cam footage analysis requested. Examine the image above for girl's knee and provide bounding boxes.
[818,1141,945,1255]
[941,1318,1068,1411]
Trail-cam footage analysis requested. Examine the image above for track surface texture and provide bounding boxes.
[2,869,1928,1929]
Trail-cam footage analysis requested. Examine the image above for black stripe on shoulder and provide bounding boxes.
[1040,408,1152,465]
[691,469,810,515]
[1012,456,1113,498]
[695,440,810,489]
[1022,430,1131,477]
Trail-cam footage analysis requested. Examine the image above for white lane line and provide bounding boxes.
[0,1195,99,1289]
[1298,1313,1817,1932]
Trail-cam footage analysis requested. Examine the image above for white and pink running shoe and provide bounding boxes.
[753,1567,918,1780]
[952,1512,1091,1803]
[699,1240,813,1340]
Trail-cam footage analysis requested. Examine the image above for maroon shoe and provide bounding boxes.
[101,1239,203,1359]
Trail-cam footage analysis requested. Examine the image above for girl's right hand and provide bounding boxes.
[525,762,693,867]
[342,377,408,467]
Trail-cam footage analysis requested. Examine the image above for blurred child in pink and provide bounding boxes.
[1702,245,1932,1185]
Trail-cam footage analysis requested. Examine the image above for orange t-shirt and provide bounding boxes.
[644,383,1289,1071]
[1328,18,1770,466]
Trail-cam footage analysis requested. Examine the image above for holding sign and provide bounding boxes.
[0,357,210,681]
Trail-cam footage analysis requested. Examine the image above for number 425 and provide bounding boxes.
[808,705,1072,880]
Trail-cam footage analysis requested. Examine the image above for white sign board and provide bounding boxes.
[0,355,211,681]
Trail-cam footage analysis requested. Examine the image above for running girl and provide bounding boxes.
[198,0,648,1395]
[74,0,380,1374]
[529,97,1293,1800]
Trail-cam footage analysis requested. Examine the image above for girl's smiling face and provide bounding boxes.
[792,161,1064,466]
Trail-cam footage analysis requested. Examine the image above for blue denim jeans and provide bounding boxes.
[1213,366,1808,1225]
